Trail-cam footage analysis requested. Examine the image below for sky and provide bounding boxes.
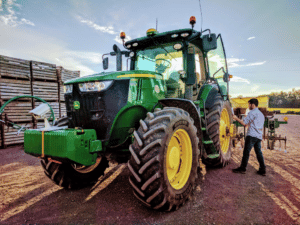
[1,0,300,97]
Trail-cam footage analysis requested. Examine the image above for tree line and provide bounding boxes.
[262,88,300,108]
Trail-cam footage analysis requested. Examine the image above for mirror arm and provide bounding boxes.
[201,29,211,38]
[102,53,110,60]
[187,32,201,42]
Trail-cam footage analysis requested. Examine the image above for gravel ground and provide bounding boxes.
[0,115,299,224]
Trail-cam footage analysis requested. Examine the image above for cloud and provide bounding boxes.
[230,76,250,84]
[247,36,255,40]
[250,84,260,93]
[227,57,266,68]
[245,61,266,67]
[20,18,35,26]
[0,23,95,76]
[64,51,103,64]
[77,16,116,34]
[227,58,245,68]
[0,0,34,27]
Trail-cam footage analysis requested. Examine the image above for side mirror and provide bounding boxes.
[202,33,217,52]
[223,72,229,82]
[103,57,109,70]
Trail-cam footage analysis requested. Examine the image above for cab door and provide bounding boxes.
[207,35,229,98]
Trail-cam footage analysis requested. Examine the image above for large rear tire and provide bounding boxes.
[202,96,233,167]
[128,107,199,211]
[41,156,109,189]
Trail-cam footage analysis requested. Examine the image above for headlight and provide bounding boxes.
[132,42,138,47]
[181,33,190,37]
[173,43,182,50]
[79,81,113,92]
[64,85,73,94]
[129,52,135,57]
[171,34,178,38]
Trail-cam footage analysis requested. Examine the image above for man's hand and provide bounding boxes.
[232,115,239,121]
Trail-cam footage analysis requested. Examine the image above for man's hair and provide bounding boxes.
[248,98,259,107]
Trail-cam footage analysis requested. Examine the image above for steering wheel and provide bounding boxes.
[155,58,171,68]
[155,58,171,74]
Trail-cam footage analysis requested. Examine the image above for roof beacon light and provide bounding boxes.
[190,16,196,29]
[120,31,126,47]
[120,32,126,40]
[147,28,158,37]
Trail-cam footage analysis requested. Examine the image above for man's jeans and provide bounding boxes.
[240,136,266,171]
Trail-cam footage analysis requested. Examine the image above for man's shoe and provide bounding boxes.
[232,167,246,174]
[257,170,266,176]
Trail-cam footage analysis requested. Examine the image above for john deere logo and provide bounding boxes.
[74,101,80,110]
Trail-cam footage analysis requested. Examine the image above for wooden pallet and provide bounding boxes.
[3,122,33,146]
[0,55,31,80]
[32,81,58,101]
[0,78,31,100]
[31,61,57,82]
[59,82,65,102]
[1,101,33,122]
[60,102,67,117]
[57,66,80,83]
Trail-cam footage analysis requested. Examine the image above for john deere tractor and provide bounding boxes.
[24,17,235,211]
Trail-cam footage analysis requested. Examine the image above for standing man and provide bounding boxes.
[232,98,266,176]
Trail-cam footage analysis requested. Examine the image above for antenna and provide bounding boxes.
[198,0,203,32]
[156,18,158,31]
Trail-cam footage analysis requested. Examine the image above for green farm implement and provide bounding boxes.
[231,97,288,151]
[11,17,238,211]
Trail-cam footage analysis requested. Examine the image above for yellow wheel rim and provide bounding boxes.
[219,108,231,154]
[166,129,193,190]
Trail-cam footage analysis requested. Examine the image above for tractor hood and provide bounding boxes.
[64,70,162,85]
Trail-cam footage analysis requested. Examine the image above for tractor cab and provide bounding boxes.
[103,22,230,102]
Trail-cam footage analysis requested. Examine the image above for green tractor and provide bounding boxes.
[24,17,235,211]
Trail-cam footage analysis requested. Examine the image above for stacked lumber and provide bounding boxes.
[57,66,80,83]
[0,79,31,100]
[0,55,31,80]
[1,101,33,122]
[60,102,67,117]
[0,55,31,100]
[4,123,33,145]
[0,55,33,148]
[0,55,81,148]
[57,67,79,117]
[32,81,58,101]
[31,61,57,82]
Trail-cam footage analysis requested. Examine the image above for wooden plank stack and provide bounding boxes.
[0,55,33,148]
[0,55,80,148]
[57,67,80,117]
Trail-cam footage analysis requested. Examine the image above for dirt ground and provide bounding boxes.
[0,115,299,224]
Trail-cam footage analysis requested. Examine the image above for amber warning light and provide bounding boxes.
[190,16,196,28]
[120,32,126,40]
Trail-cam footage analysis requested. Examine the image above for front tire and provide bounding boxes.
[128,107,199,211]
[41,156,109,189]
[202,96,233,167]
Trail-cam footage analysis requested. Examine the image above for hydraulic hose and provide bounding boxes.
[0,95,56,130]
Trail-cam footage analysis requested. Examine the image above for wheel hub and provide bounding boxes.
[166,129,193,190]
[219,108,231,154]
[167,146,180,170]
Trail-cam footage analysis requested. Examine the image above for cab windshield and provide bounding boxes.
[135,43,183,81]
